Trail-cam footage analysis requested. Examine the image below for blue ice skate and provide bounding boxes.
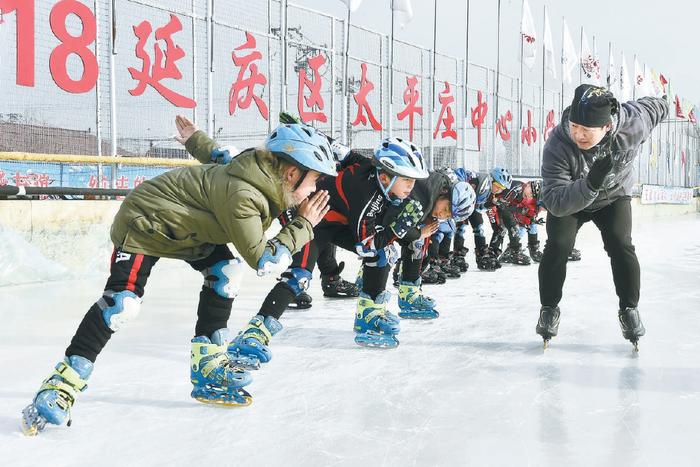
[21,355,94,436]
[228,315,282,365]
[354,291,401,349]
[191,331,253,407]
[397,280,439,320]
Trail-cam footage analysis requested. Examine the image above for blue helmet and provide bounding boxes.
[489,166,513,190]
[373,137,429,180]
[374,137,428,205]
[266,124,337,177]
[451,181,476,221]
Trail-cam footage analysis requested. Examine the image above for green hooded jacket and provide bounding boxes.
[109,130,313,267]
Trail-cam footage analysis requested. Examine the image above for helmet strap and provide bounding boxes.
[292,168,309,191]
[377,169,401,206]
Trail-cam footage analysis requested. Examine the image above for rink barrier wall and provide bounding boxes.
[0,197,697,243]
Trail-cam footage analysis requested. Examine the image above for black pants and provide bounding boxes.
[66,245,236,362]
[538,196,640,310]
[454,212,487,252]
[259,221,390,319]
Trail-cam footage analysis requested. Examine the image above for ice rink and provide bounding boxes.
[1,213,699,466]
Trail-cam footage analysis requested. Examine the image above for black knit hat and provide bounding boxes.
[569,84,619,127]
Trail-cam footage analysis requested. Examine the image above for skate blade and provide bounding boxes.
[354,333,399,349]
[192,387,253,407]
[20,405,46,437]
[193,395,252,407]
[632,341,639,352]
[398,310,439,320]
[542,339,550,350]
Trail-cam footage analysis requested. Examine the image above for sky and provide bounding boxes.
[295,0,699,105]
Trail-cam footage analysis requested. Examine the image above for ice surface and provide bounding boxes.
[1,214,699,466]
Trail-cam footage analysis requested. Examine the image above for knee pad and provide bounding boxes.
[435,232,445,244]
[528,223,538,235]
[457,224,468,239]
[281,267,312,297]
[473,224,485,238]
[98,290,142,332]
[201,258,245,299]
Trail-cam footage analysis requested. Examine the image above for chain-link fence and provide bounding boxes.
[1,0,698,189]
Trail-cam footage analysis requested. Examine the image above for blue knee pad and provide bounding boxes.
[202,258,245,299]
[528,223,538,235]
[281,267,312,296]
[473,224,485,238]
[435,232,445,244]
[98,290,142,332]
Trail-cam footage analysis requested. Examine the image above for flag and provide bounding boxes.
[561,20,578,84]
[543,7,556,79]
[667,80,675,108]
[659,74,669,95]
[338,0,363,11]
[580,30,599,84]
[521,0,537,70]
[650,69,664,98]
[619,52,631,102]
[681,98,695,121]
[392,0,413,27]
[675,95,684,118]
[607,45,619,96]
[633,56,647,97]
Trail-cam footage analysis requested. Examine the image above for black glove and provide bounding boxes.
[533,217,545,225]
[586,155,614,191]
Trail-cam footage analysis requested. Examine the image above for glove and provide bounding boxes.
[256,240,292,277]
[533,217,545,225]
[367,244,399,268]
[389,199,424,239]
[586,155,614,191]
[355,237,399,267]
[210,148,233,165]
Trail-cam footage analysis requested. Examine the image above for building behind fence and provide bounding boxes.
[0,0,698,190]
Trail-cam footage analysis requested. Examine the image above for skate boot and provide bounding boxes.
[21,355,94,436]
[568,248,582,261]
[421,264,446,284]
[228,315,283,365]
[288,291,312,310]
[437,257,461,278]
[398,280,439,319]
[528,244,543,262]
[536,306,561,349]
[191,330,253,406]
[321,262,360,298]
[476,246,501,271]
[618,307,645,351]
[499,244,531,265]
[528,238,543,263]
[354,291,401,348]
[451,247,469,272]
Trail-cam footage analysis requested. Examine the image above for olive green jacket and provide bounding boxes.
[110,131,313,267]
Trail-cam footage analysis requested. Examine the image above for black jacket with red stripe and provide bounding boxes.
[314,151,396,248]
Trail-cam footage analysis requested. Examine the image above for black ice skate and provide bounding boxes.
[321,262,360,298]
[536,306,561,349]
[618,307,645,351]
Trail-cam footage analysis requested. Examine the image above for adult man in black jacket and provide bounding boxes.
[536,84,668,350]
